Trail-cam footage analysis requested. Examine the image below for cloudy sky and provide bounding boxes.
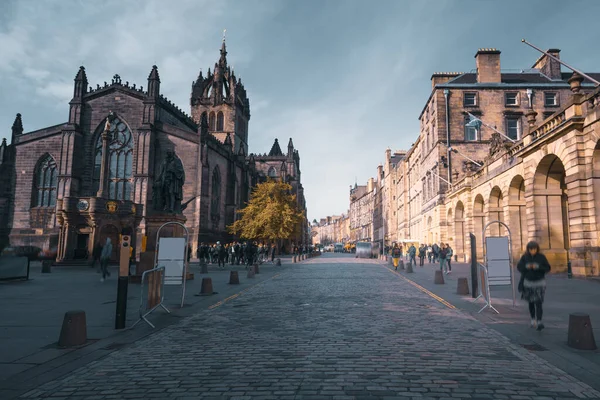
[1,0,599,221]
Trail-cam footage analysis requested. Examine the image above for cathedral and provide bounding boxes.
[0,39,307,262]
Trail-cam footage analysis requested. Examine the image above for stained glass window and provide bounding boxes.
[93,115,133,200]
[34,155,58,207]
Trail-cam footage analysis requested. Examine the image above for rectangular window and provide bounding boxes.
[544,92,558,107]
[464,92,477,107]
[506,117,521,140]
[505,92,519,106]
[465,126,478,141]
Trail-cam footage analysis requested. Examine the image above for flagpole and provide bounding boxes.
[522,39,600,86]
[447,146,483,168]
[467,112,517,143]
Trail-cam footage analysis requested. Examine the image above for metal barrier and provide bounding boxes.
[474,262,499,314]
[130,266,170,329]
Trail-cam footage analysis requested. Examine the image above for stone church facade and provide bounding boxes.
[0,39,307,261]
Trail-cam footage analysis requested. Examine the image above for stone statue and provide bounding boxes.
[153,150,185,213]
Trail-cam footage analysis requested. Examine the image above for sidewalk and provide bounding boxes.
[0,256,302,399]
[383,257,600,392]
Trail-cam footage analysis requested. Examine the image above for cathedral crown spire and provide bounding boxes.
[220,29,228,67]
[73,66,88,98]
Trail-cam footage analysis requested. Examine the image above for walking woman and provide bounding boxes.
[517,241,551,331]
[391,244,402,271]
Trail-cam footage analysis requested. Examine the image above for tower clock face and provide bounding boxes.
[77,200,89,211]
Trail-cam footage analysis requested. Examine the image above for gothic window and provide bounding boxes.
[93,115,133,200]
[216,111,224,131]
[33,154,58,207]
[209,112,216,131]
[210,167,221,222]
[268,167,277,179]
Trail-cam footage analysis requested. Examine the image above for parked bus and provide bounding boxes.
[355,242,373,259]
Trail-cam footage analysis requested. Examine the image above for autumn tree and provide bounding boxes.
[228,180,305,241]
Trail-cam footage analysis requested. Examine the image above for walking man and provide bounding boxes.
[408,243,417,267]
[100,238,112,282]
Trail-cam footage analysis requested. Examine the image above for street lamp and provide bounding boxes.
[466,112,516,143]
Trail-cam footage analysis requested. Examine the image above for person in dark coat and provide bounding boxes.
[92,242,103,269]
[517,241,551,331]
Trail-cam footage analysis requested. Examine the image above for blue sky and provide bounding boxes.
[1,0,599,221]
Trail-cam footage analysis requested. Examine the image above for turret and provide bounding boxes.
[147,65,160,98]
[73,66,88,99]
[11,113,23,143]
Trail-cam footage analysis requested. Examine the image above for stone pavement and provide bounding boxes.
[10,253,600,399]
[0,257,295,398]
[384,257,600,392]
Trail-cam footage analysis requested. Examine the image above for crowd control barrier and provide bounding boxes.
[131,266,170,328]
[474,262,499,314]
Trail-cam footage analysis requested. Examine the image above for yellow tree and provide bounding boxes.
[228,180,305,241]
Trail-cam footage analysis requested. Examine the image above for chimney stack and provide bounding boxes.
[431,72,462,90]
[475,48,501,83]
[532,49,562,80]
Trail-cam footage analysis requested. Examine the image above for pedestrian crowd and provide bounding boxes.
[389,242,454,274]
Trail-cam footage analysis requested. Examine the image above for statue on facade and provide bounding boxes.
[153,150,185,213]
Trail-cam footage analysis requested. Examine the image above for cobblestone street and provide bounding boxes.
[19,255,600,400]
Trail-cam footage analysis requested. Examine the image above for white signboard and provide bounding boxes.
[485,236,511,286]
[157,237,185,285]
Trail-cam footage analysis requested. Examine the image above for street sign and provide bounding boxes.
[157,237,186,286]
[485,236,511,286]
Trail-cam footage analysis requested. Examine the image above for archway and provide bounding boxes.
[592,142,600,247]
[473,194,485,258]
[508,175,527,257]
[98,224,119,262]
[454,201,465,260]
[533,154,569,268]
[488,186,505,236]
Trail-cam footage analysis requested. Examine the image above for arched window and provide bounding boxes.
[93,115,134,200]
[33,154,58,207]
[209,112,216,131]
[268,167,277,178]
[210,167,221,222]
[216,111,224,131]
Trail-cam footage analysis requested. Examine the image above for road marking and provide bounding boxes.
[208,272,282,310]
[385,266,456,310]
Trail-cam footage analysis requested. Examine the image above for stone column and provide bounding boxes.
[96,123,111,198]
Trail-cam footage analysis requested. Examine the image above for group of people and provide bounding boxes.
[389,242,454,274]
[196,242,277,269]
[388,239,551,331]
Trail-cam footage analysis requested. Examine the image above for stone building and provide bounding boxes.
[393,46,600,276]
[0,39,306,261]
[349,181,374,242]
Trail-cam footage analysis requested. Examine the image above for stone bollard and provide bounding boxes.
[229,271,240,285]
[200,263,208,274]
[58,310,87,348]
[568,313,597,350]
[42,260,52,273]
[199,277,214,295]
[457,277,470,295]
[405,262,414,273]
[434,270,445,284]
[275,258,281,266]
[253,264,260,274]
[247,268,255,278]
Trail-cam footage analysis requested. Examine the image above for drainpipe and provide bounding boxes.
[444,89,452,188]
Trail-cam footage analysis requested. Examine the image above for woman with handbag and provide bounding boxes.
[517,241,551,331]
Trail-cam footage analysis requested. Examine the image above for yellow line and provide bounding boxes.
[207,271,283,310]
[385,266,456,310]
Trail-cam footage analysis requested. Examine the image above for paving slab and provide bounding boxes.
[3,254,599,399]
